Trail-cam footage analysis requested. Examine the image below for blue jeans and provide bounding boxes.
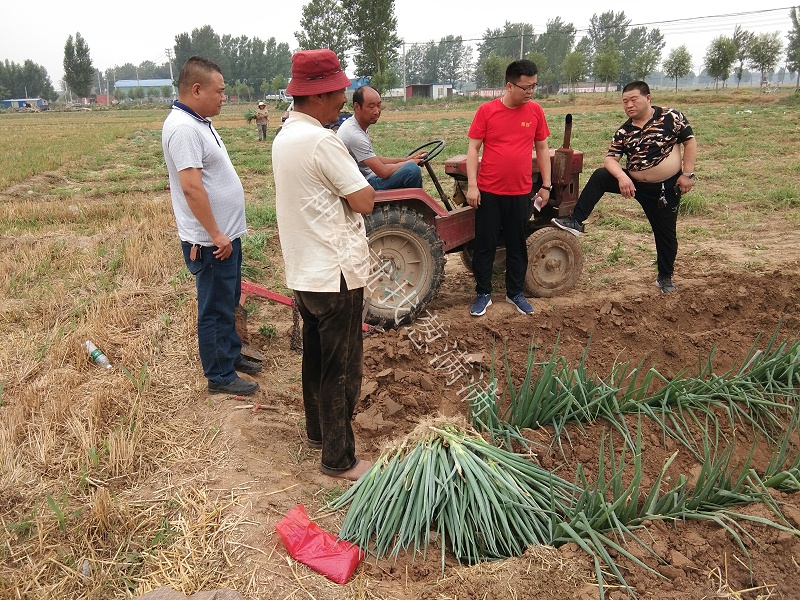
[368,161,423,190]
[294,277,364,473]
[182,238,242,385]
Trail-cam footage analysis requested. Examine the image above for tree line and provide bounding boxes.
[3,3,799,103]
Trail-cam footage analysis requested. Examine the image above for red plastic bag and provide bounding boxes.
[275,504,364,584]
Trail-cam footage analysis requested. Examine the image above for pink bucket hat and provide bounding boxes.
[286,49,351,96]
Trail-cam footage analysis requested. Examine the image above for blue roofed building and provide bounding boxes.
[114,79,175,101]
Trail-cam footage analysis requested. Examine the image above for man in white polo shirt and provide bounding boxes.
[272,49,375,481]
[162,56,261,396]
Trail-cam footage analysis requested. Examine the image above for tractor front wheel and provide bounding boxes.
[364,205,446,328]
[525,227,583,298]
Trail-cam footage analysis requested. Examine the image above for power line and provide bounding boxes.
[402,6,794,46]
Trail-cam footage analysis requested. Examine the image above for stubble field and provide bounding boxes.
[1,89,800,599]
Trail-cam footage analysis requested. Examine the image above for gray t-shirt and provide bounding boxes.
[337,116,376,180]
[162,105,247,245]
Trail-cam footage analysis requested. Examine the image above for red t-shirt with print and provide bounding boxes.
[467,98,550,196]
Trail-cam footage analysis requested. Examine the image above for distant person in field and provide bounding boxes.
[466,59,552,317]
[337,85,426,190]
[552,80,697,294]
[162,56,261,396]
[272,49,375,482]
[254,100,269,141]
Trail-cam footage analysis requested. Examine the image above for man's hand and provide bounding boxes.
[466,186,481,208]
[212,233,233,260]
[617,174,637,198]
[676,174,694,195]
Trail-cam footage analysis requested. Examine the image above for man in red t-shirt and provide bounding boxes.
[466,59,551,316]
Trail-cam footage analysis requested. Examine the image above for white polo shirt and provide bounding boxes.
[162,103,247,245]
[272,111,371,293]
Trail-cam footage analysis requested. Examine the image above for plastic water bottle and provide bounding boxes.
[84,340,112,369]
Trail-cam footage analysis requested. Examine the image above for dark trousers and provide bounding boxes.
[473,190,530,296]
[294,277,364,473]
[573,167,681,277]
[182,238,242,384]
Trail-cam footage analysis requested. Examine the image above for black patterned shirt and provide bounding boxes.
[607,106,694,172]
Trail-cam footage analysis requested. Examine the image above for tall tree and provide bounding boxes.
[344,0,401,92]
[482,54,514,88]
[475,22,535,87]
[530,18,576,88]
[704,35,737,89]
[173,26,223,73]
[582,11,663,86]
[403,43,426,83]
[562,50,588,91]
[295,0,351,71]
[419,41,440,83]
[747,31,784,86]
[525,51,548,87]
[788,7,800,88]
[587,11,629,56]
[0,59,57,101]
[438,36,469,87]
[732,25,754,88]
[630,47,661,80]
[171,28,291,94]
[63,32,94,98]
[594,42,622,92]
[624,28,665,81]
[663,45,693,92]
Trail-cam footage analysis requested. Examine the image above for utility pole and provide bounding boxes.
[97,70,103,103]
[402,41,406,99]
[165,48,176,100]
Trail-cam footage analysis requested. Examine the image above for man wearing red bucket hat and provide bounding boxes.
[272,49,375,481]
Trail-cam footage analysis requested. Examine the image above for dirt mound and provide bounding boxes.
[222,240,800,598]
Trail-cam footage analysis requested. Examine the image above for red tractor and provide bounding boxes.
[364,117,584,328]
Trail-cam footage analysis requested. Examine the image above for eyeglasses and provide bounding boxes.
[510,81,537,93]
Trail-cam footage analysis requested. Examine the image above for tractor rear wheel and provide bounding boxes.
[364,205,446,328]
[525,227,583,298]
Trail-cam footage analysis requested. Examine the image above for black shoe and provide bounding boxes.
[235,357,263,374]
[208,377,259,395]
[656,275,676,293]
[552,216,584,236]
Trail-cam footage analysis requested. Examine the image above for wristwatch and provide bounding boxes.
[682,172,695,179]
[540,184,554,192]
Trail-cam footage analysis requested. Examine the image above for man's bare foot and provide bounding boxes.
[322,458,373,481]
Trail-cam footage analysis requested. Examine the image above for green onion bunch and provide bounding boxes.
[327,421,580,567]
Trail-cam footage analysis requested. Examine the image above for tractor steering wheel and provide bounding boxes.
[406,140,446,166]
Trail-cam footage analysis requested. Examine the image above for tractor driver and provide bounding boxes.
[337,85,426,190]
[552,80,696,293]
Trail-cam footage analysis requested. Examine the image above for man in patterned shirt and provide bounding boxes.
[553,81,696,293]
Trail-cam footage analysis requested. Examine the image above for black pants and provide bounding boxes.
[294,276,364,473]
[473,190,530,296]
[573,167,681,277]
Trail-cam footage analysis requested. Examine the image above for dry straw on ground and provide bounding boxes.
[0,183,263,598]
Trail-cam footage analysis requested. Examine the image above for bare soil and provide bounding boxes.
[208,208,800,599]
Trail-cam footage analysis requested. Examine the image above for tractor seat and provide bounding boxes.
[444,154,469,181]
